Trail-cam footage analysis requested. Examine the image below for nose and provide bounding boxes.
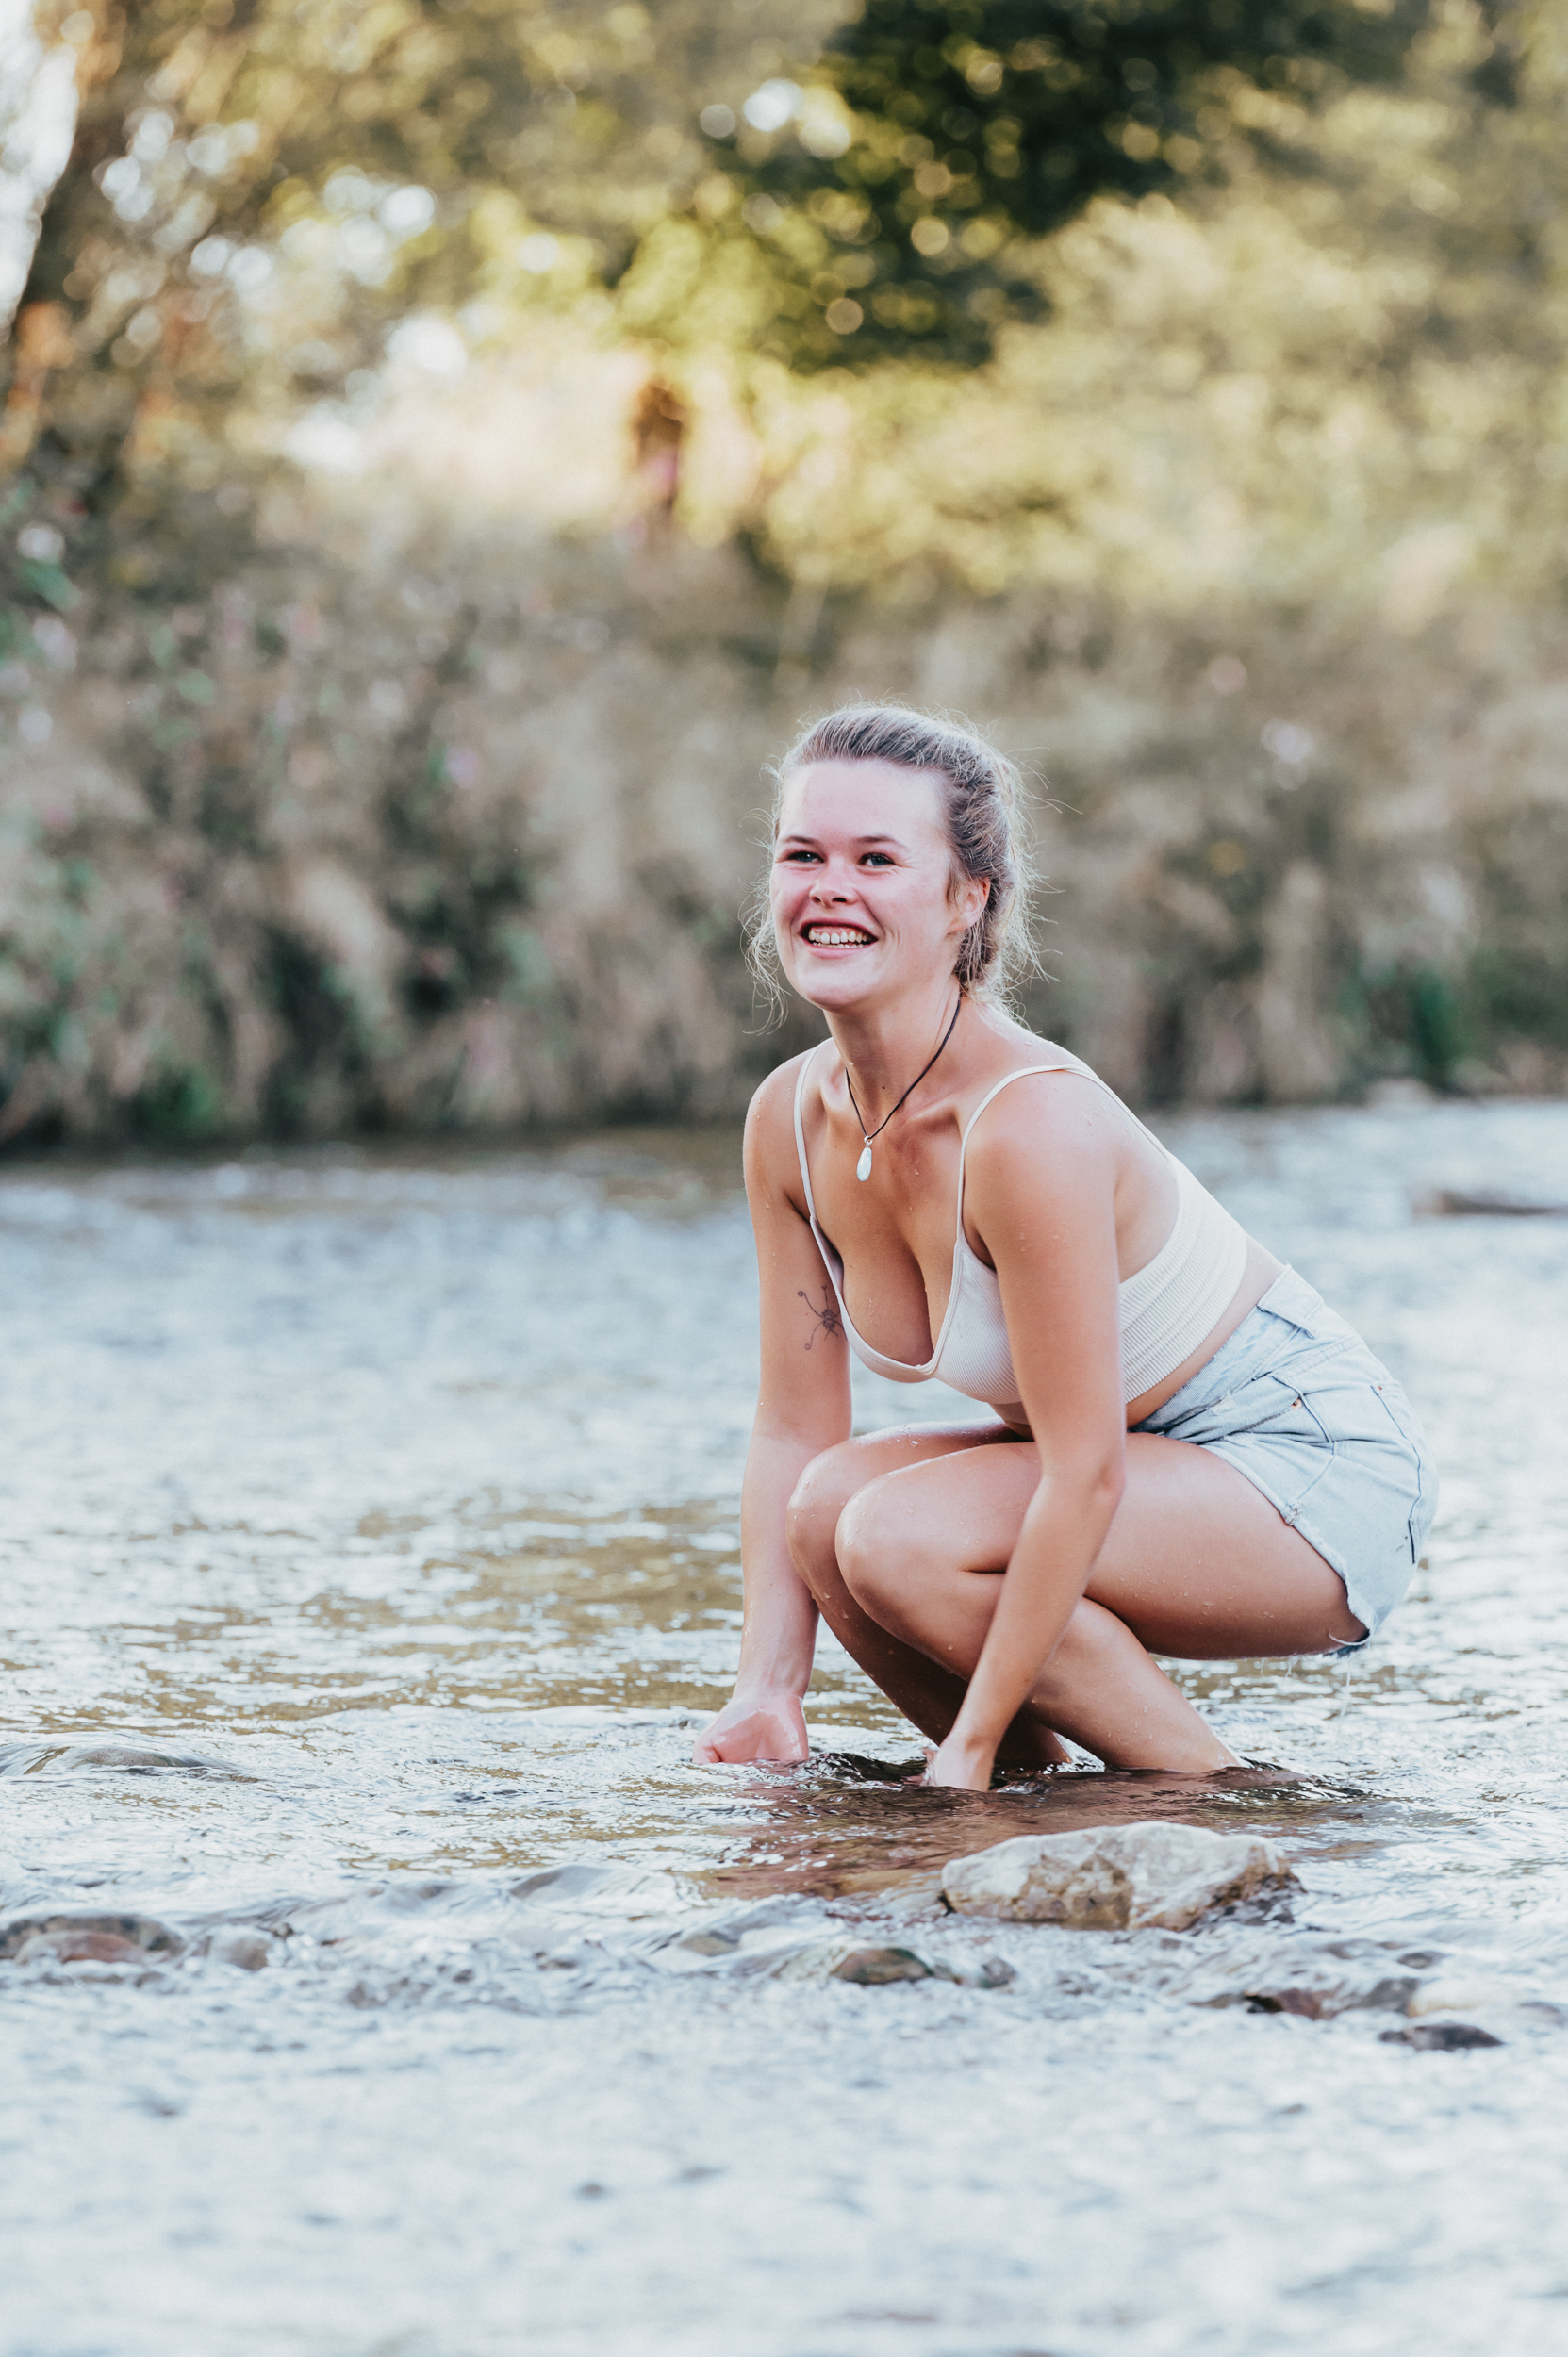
[810,865,851,904]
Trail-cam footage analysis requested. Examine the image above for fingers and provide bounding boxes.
[691,1725,762,1764]
[691,1717,807,1766]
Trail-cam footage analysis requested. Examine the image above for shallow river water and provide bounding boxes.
[3,1094,1567,2357]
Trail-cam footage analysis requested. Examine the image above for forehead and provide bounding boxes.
[778,758,948,844]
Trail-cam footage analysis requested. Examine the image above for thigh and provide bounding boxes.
[1094,1434,1364,1655]
[791,1418,1021,1535]
[849,1430,1363,1658]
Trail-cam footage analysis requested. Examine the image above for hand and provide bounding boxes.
[922,1729,997,1792]
[692,1689,809,1766]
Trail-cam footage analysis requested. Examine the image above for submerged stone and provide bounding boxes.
[1405,1978,1509,2019]
[0,1740,247,1779]
[0,1911,184,1964]
[215,1932,272,1971]
[941,1821,1296,1932]
[1380,2022,1505,2051]
[1239,1974,1420,2019]
[830,1946,948,1985]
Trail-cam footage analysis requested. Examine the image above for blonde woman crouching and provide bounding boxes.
[695,706,1435,1789]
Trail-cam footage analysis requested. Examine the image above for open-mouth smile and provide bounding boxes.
[802,925,875,947]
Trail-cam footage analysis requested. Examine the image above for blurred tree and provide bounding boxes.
[1,0,1445,534]
[0,0,790,518]
[694,0,1435,364]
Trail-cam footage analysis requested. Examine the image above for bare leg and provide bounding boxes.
[786,1426,1071,1768]
[800,1429,1365,1772]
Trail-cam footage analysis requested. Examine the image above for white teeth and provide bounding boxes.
[804,928,871,946]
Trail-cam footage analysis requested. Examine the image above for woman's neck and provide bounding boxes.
[827,984,967,1126]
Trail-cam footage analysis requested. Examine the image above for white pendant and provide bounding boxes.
[856,1144,873,1182]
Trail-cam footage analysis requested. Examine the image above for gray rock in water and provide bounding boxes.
[215,1931,272,1971]
[941,1821,1296,1932]
[1380,2021,1504,2051]
[1239,1973,1420,2019]
[0,1740,247,1780]
[830,1946,951,1986]
[0,1911,184,1964]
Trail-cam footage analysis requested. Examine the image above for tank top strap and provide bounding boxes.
[954,1058,1166,1233]
[791,1042,831,1222]
[954,1064,1074,1235]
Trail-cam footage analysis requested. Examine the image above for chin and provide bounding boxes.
[787,959,880,1011]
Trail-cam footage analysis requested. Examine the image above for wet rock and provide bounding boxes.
[963,1955,1017,1989]
[675,1928,739,1957]
[0,1740,246,1779]
[1406,1979,1508,2019]
[508,1864,684,1919]
[667,1895,823,1959]
[830,1946,951,1986]
[13,1928,148,1965]
[1239,1972,1419,2019]
[941,1821,1296,1932]
[1380,2022,1504,2051]
[380,1878,458,1911]
[766,1940,956,1986]
[215,1932,272,1971]
[1421,1188,1568,1220]
[1244,1986,1331,2019]
[0,1910,184,1964]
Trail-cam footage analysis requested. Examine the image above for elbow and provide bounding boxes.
[1079,1452,1124,1527]
[1033,1448,1124,1528]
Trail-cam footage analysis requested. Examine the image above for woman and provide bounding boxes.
[695,705,1435,1789]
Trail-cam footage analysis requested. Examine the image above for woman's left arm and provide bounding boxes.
[925,1083,1131,1790]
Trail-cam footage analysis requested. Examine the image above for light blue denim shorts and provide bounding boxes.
[1131,1267,1436,1650]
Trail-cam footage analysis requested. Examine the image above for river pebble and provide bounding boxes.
[942,1820,1296,1930]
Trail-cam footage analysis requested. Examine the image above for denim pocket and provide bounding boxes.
[1366,1378,1435,1562]
[1164,1365,1340,1525]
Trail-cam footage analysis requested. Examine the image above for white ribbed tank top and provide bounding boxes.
[792,1047,1248,1414]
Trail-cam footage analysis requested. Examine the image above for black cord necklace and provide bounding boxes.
[844,994,963,1182]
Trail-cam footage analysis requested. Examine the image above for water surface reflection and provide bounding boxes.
[4,1100,1567,2357]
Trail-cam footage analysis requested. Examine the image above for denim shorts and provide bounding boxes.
[1131,1267,1436,1649]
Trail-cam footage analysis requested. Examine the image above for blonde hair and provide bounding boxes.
[748,701,1037,1014]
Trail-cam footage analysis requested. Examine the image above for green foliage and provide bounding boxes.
[6,0,1456,504]
[1470,947,1568,1052]
[710,0,1432,364]
[7,0,766,497]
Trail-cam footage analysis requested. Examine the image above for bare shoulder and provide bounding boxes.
[745,1047,817,1143]
[743,1047,821,1198]
[961,1053,1131,1213]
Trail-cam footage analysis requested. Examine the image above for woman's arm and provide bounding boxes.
[924,1080,1131,1790]
[693,1062,851,1764]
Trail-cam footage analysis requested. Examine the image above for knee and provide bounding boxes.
[834,1480,907,1621]
[785,1445,860,1596]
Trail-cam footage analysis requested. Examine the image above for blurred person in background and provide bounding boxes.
[696,705,1436,1789]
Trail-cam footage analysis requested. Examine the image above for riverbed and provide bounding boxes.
[3,1094,1566,2357]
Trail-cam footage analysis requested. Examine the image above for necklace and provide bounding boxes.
[844,994,963,1182]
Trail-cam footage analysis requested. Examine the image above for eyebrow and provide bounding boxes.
[778,832,906,849]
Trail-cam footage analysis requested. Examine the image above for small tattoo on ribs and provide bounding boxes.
[798,1286,843,1349]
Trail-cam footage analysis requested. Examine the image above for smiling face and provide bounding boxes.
[769,758,989,1015]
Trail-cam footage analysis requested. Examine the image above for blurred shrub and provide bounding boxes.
[1,480,1565,1145]
[2,0,1567,1140]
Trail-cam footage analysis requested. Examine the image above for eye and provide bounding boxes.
[778,847,820,865]
[861,851,894,867]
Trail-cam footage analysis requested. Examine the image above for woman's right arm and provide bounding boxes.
[692,1061,851,1765]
